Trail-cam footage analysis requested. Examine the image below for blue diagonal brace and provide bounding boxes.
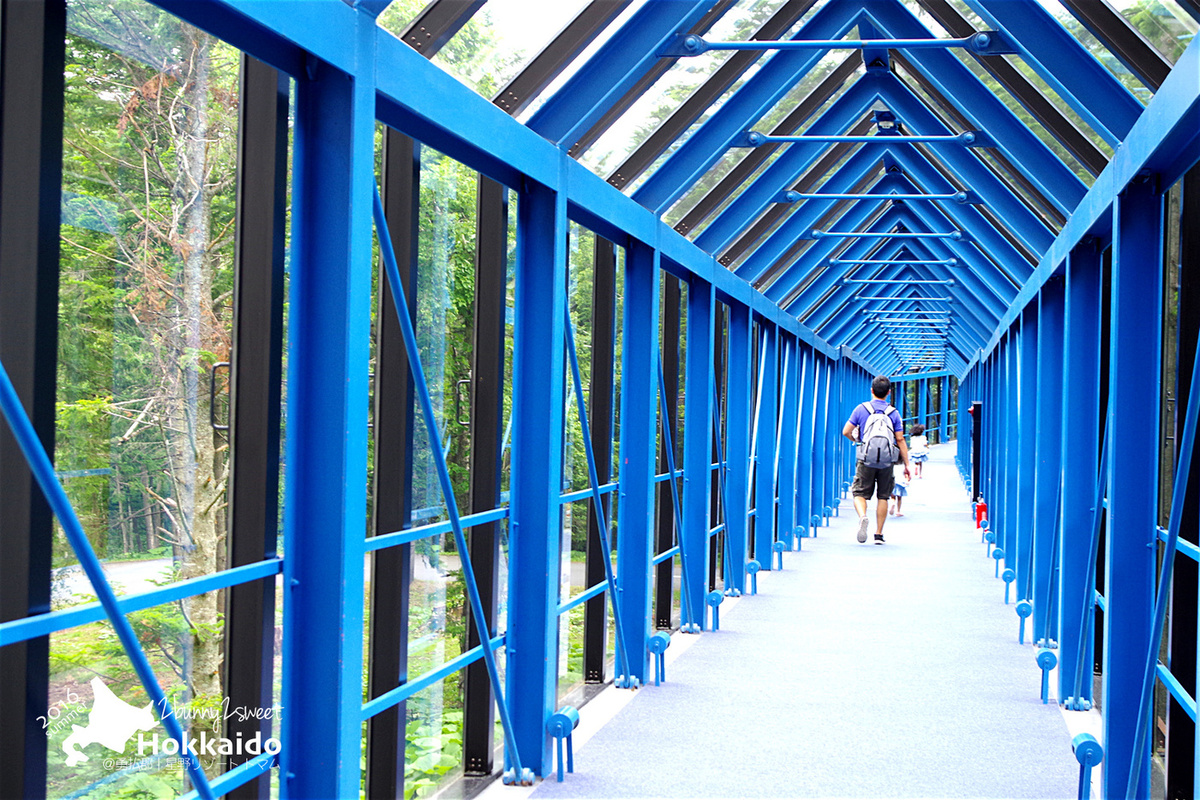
[372,186,532,785]
[0,362,217,800]
[656,353,700,632]
[564,306,642,682]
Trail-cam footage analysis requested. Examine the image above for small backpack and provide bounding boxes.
[858,402,899,469]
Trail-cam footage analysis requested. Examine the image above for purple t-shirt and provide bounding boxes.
[846,399,903,435]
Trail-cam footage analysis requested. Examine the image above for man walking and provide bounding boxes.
[842,376,911,544]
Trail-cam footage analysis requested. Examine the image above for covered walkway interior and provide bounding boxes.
[0,1,1198,799]
[491,443,1088,799]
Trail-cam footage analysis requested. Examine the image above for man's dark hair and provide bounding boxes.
[871,375,891,399]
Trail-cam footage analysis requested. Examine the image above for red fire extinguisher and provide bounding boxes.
[975,498,988,529]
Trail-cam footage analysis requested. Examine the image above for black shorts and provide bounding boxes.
[851,461,895,500]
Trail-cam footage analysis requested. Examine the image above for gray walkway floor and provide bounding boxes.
[493,443,1083,800]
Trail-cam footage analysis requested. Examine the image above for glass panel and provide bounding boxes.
[378,0,588,99]
[59,0,241,590]
[413,147,479,523]
[54,4,261,792]
[408,534,465,679]
[45,595,279,797]
[1112,0,1197,64]
[405,681,464,800]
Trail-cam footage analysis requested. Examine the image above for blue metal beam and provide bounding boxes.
[528,2,716,147]
[1032,277,1064,646]
[616,239,660,684]
[861,2,1088,215]
[632,0,855,214]
[1058,241,1101,708]
[507,172,569,775]
[282,50,374,799]
[683,279,715,622]
[1102,177,1162,798]
[964,0,1142,145]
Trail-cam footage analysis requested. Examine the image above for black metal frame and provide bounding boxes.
[1166,165,1200,799]
[399,0,487,57]
[493,1,631,116]
[656,276,681,629]
[222,54,289,800]
[916,0,1109,176]
[365,128,421,800]
[0,3,65,799]
[567,1,737,158]
[584,236,618,682]
[1058,0,1171,92]
[462,175,508,776]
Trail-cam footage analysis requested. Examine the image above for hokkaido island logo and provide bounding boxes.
[62,677,157,766]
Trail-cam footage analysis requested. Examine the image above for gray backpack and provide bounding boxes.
[858,402,898,469]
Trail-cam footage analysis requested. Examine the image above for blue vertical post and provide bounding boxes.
[796,342,816,537]
[1017,306,1040,603]
[835,363,849,499]
[282,47,374,799]
[940,375,951,443]
[508,170,568,776]
[1058,242,1102,707]
[777,334,798,549]
[755,325,778,565]
[1033,278,1064,645]
[616,238,660,684]
[683,279,714,624]
[1103,178,1162,799]
[917,378,928,433]
[1004,332,1020,563]
[724,303,752,592]
[810,354,828,526]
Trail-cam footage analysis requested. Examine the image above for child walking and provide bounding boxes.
[890,461,909,516]
[909,424,930,478]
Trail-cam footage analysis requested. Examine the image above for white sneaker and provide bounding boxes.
[856,516,869,543]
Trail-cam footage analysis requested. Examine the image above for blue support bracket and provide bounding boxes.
[1037,648,1057,704]
[0,361,217,800]
[812,229,967,241]
[746,559,761,595]
[1002,568,1016,604]
[992,547,1005,577]
[1016,600,1033,645]
[741,130,993,148]
[782,191,960,204]
[1072,734,1103,800]
[648,631,672,686]
[546,706,579,782]
[658,31,1012,56]
[706,591,724,631]
[772,540,786,570]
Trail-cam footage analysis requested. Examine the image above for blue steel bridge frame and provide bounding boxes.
[0,0,1198,798]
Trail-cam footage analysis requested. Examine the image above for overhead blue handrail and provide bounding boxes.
[563,305,641,687]
[0,362,217,800]
[655,353,700,632]
[371,186,532,784]
[1126,339,1200,797]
